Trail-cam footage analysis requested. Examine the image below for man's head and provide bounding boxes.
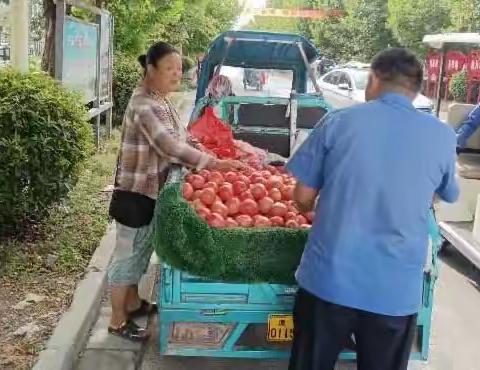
[365,48,423,102]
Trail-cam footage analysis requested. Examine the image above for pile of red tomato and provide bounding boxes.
[182,165,314,229]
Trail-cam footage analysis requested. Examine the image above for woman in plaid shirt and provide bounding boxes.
[108,42,242,341]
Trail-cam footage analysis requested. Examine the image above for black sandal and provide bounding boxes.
[108,320,150,342]
[128,299,157,318]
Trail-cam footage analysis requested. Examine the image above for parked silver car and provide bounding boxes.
[311,66,434,114]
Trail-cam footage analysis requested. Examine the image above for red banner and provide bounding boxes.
[444,51,466,76]
[467,50,480,80]
[426,52,441,81]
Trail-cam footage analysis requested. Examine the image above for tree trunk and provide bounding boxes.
[41,0,55,76]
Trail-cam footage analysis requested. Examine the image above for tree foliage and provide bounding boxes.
[387,0,451,57]
[449,0,480,33]
[250,0,479,63]
[303,0,396,62]
[108,0,239,58]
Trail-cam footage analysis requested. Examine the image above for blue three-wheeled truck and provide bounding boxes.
[156,30,443,364]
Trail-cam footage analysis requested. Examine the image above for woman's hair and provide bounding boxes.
[138,42,179,74]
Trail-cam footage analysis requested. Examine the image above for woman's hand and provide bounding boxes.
[209,159,245,172]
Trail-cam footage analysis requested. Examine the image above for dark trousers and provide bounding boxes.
[288,289,416,370]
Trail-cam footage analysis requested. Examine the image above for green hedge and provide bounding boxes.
[449,70,467,102]
[0,69,93,235]
[113,53,142,126]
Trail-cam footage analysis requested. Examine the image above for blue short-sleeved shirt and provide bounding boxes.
[287,93,459,316]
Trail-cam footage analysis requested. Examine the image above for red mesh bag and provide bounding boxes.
[188,106,237,159]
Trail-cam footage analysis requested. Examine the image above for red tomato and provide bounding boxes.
[260,170,272,179]
[225,217,239,228]
[270,202,287,217]
[265,165,279,175]
[204,181,219,192]
[207,212,225,227]
[304,211,315,223]
[218,183,234,202]
[198,169,210,178]
[235,214,253,227]
[224,172,238,183]
[268,188,282,202]
[270,216,285,227]
[189,174,205,190]
[258,197,274,215]
[254,215,272,227]
[208,171,224,185]
[284,211,297,221]
[238,175,251,187]
[287,202,299,215]
[226,198,240,215]
[285,219,299,228]
[251,183,267,200]
[282,185,294,201]
[211,201,229,218]
[242,167,254,176]
[239,199,259,216]
[196,207,211,220]
[191,199,205,211]
[281,175,291,183]
[185,173,194,183]
[296,215,307,225]
[182,183,194,200]
[250,175,267,186]
[239,190,254,201]
[200,188,216,206]
[233,180,248,195]
[266,175,283,190]
[192,190,202,200]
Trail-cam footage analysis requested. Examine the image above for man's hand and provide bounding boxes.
[293,182,319,213]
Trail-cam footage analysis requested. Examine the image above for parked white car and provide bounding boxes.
[311,66,435,114]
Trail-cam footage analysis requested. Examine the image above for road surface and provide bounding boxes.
[219,66,294,98]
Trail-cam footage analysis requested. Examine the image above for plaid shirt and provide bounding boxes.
[116,87,211,199]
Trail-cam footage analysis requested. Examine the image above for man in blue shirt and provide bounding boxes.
[456,103,480,149]
[287,48,459,370]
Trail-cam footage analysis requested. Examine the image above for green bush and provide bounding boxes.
[113,53,142,126]
[0,69,93,235]
[449,70,468,102]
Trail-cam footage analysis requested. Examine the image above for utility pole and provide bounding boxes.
[10,0,29,72]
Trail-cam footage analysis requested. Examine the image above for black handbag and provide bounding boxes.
[108,156,155,228]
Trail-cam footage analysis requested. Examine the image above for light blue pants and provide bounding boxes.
[107,221,154,286]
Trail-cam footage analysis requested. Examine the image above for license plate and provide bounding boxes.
[267,314,294,342]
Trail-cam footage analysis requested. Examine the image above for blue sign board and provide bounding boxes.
[62,17,98,103]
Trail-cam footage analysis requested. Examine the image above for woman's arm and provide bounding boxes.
[136,104,242,171]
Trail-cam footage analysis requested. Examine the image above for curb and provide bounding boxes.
[33,223,117,370]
